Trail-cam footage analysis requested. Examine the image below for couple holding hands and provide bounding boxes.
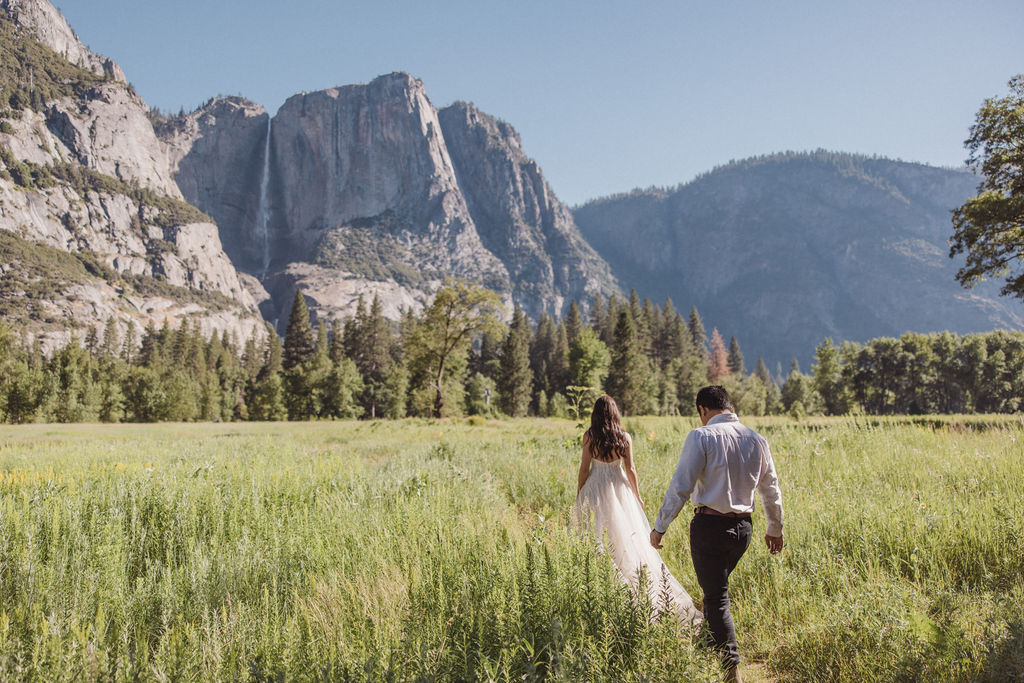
[574,386,785,683]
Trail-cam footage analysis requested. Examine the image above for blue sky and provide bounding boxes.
[55,0,1023,205]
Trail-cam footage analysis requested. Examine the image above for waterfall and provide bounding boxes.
[256,116,272,279]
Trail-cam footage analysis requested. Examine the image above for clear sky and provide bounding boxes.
[54,0,1023,206]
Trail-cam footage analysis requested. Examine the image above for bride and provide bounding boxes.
[573,395,701,625]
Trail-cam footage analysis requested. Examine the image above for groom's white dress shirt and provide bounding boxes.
[654,412,784,537]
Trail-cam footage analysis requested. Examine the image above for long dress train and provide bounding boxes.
[573,457,702,625]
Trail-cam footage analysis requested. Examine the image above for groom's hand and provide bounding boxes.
[650,530,663,549]
[765,534,784,554]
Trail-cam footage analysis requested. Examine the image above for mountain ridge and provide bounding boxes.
[573,150,1021,369]
[161,72,620,329]
[2,0,1020,371]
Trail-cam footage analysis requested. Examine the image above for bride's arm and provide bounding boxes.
[623,433,644,509]
[577,433,593,494]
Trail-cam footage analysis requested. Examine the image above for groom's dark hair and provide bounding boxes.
[695,385,734,412]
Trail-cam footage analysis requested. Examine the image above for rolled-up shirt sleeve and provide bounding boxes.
[757,444,784,537]
[654,431,705,534]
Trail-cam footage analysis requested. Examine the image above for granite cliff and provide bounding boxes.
[438,101,616,316]
[573,151,1024,369]
[162,74,619,326]
[0,0,265,349]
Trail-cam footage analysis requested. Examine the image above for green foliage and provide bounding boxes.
[830,330,1024,415]
[950,75,1024,298]
[0,417,1020,679]
[315,222,429,287]
[405,279,504,418]
[247,372,287,421]
[498,307,533,416]
[282,289,315,371]
[3,269,1023,424]
[345,295,401,418]
[0,11,109,113]
[465,371,496,416]
[606,309,654,415]
[0,230,234,329]
[0,142,210,232]
[728,335,745,375]
[568,326,610,393]
[782,361,822,415]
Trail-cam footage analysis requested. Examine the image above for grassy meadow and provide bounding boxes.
[0,416,1021,681]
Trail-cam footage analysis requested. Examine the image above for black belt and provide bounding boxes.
[694,506,751,520]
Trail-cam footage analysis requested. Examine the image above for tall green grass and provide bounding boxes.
[0,417,1020,681]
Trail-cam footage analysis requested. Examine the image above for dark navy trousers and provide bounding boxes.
[689,513,753,669]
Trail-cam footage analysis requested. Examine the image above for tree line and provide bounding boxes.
[0,280,1022,423]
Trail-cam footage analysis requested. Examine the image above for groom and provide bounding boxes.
[650,385,784,682]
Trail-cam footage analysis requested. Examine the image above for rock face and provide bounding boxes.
[161,96,270,273]
[574,151,1024,369]
[267,74,510,315]
[46,82,184,198]
[438,101,617,316]
[163,73,619,326]
[0,0,124,81]
[0,0,264,347]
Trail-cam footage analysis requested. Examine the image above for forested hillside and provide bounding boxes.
[574,151,1024,369]
[3,280,1021,423]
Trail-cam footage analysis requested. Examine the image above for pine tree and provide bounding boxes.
[283,289,316,371]
[628,290,643,326]
[727,336,745,375]
[121,323,137,365]
[84,325,100,357]
[242,334,261,383]
[529,313,557,408]
[589,295,606,337]
[640,297,657,358]
[359,295,396,418]
[565,300,583,345]
[657,303,686,369]
[250,323,286,420]
[382,360,409,418]
[603,295,620,346]
[472,327,504,380]
[343,294,367,363]
[708,328,729,381]
[812,338,846,415]
[755,356,782,415]
[688,306,708,365]
[137,322,160,368]
[569,327,611,391]
[498,307,533,417]
[549,322,571,397]
[100,317,120,358]
[321,355,364,418]
[286,320,332,420]
[605,310,650,415]
[329,319,345,365]
[261,324,283,379]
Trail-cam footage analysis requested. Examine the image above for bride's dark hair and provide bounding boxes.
[585,395,629,461]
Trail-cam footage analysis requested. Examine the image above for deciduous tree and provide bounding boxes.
[950,75,1024,298]
[406,280,503,418]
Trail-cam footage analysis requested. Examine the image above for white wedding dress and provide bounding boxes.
[573,457,702,625]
